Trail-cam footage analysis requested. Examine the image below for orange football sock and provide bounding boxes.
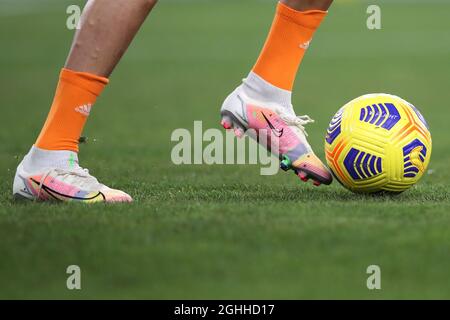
[35,68,109,152]
[253,2,327,91]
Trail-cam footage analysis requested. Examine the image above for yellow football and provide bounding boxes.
[325,94,432,193]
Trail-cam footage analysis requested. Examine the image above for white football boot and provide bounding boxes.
[220,72,332,186]
[13,146,132,203]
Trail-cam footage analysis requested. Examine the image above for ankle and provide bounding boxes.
[23,146,79,172]
[242,72,293,112]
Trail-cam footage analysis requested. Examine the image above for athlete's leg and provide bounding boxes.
[13,0,158,202]
[253,0,333,91]
[66,0,158,77]
[221,0,334,186]
[281,0,333,11]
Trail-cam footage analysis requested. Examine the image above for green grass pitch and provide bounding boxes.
[0,0,449,299]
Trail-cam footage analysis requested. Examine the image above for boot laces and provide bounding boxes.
[275,107,315,136]
[37,166,101,199]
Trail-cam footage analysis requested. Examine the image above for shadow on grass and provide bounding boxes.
[139,183,450,204]
[3,182,448,207]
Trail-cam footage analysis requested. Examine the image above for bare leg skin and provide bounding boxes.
[65,0,158,77]
[280,0,333,11]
